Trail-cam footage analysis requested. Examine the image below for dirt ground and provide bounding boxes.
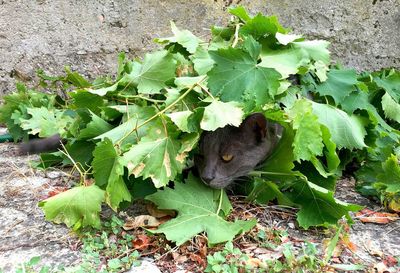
[0,141,81,272]
[0,136,399,272]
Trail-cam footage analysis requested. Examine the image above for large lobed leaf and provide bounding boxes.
[288,100,324,162]
[120,122,185,188]
[39,185,105,229]
[381,92,400,123]
[376,154,400,193]
[146,174,256,245]
[123,50,177,94]
[92,138,131,210]
[207,47,281,108]
[19,107,74,138]
[200,100,244,131]
[288,179,362,229]
[311,102,367,150]
[156,21,202,54]
[315,69,358,105]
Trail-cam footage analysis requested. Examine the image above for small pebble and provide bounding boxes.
[126,260,161,273]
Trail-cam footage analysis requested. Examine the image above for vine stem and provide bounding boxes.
[115,95,164,103]
[232,23,241,48]
[197,82,215,100]
[116,75,207,146]
[249,171,298,176]
[216,189,224,216]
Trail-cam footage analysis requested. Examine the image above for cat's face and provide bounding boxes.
[195,113,282,189]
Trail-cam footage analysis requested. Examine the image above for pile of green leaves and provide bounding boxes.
[1,6,399,245]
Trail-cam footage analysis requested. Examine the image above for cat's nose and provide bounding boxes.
[201,175,215,184]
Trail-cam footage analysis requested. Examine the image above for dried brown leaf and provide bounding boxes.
[132,234,151,250]
[356,208,398,224]
[123,215,161,230]
[383,255,398,267]
[246,257,265,268]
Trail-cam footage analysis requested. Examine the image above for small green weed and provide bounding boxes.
[0,256,53,273]
[63,215,141,273]
[205,241,257,273]
[205,239,324,273]
[205,227,357,273]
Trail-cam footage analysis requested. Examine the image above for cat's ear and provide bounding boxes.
[239,113,267,142]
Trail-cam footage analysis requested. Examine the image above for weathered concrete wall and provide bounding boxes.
[0,0,399,96]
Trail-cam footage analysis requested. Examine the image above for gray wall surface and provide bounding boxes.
[0,0,399,96]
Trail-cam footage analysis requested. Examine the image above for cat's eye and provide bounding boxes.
[221,154,234,162]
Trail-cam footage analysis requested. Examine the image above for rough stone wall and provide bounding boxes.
[0,0,399,96]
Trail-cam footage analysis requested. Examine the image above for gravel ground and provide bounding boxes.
[0,141,81,272]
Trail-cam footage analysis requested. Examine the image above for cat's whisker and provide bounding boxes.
[233,177,249,182]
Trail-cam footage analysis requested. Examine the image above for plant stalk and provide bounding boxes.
[116,75,207,145]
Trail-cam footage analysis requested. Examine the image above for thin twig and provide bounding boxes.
[116,75,207,146]
[232,23,241,48]
[216,189,224,216]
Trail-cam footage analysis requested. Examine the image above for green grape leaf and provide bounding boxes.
[376,154,400,193]
[166,110,194,133]
[0,95,29,141]
[260,48,309,78]
[288,100,324,162]
[258,125,298,178]
[243,36,261,61]
[70,90,105,115]
[146,174,256,245]
[19,107,74,137]
[93,139,131,210]
[207,47,281,107]
[62,140,96,168]
[174,76,203,92]
[339,90,371,114]
[275,33,303,45]
[200,101,244,131]
[87,82,119,96]
[374,70,400,102]
[321,126,340,173]
[122,50,176,94]
[228,6,251,22]
[156,21,201,54]
[381,92,400,123]
[39,185,105,229]
[241,13,287,39]
[65,67,91,88]
[292,40,330,65]
[34,151,64,169]
[78,111,114,140]
[0,86,57,141]
[120,122,184,187]
[311,102,367,149]
[315,69,358,105]
[247,178,294,206]
[192,46,215,75]
[95,105,157,146]
[288,179,362,229]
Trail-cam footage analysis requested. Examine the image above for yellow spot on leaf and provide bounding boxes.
[175,153,187,163]
[164,151,171,178]
[131,162,145,177]
[150,175,162,188]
